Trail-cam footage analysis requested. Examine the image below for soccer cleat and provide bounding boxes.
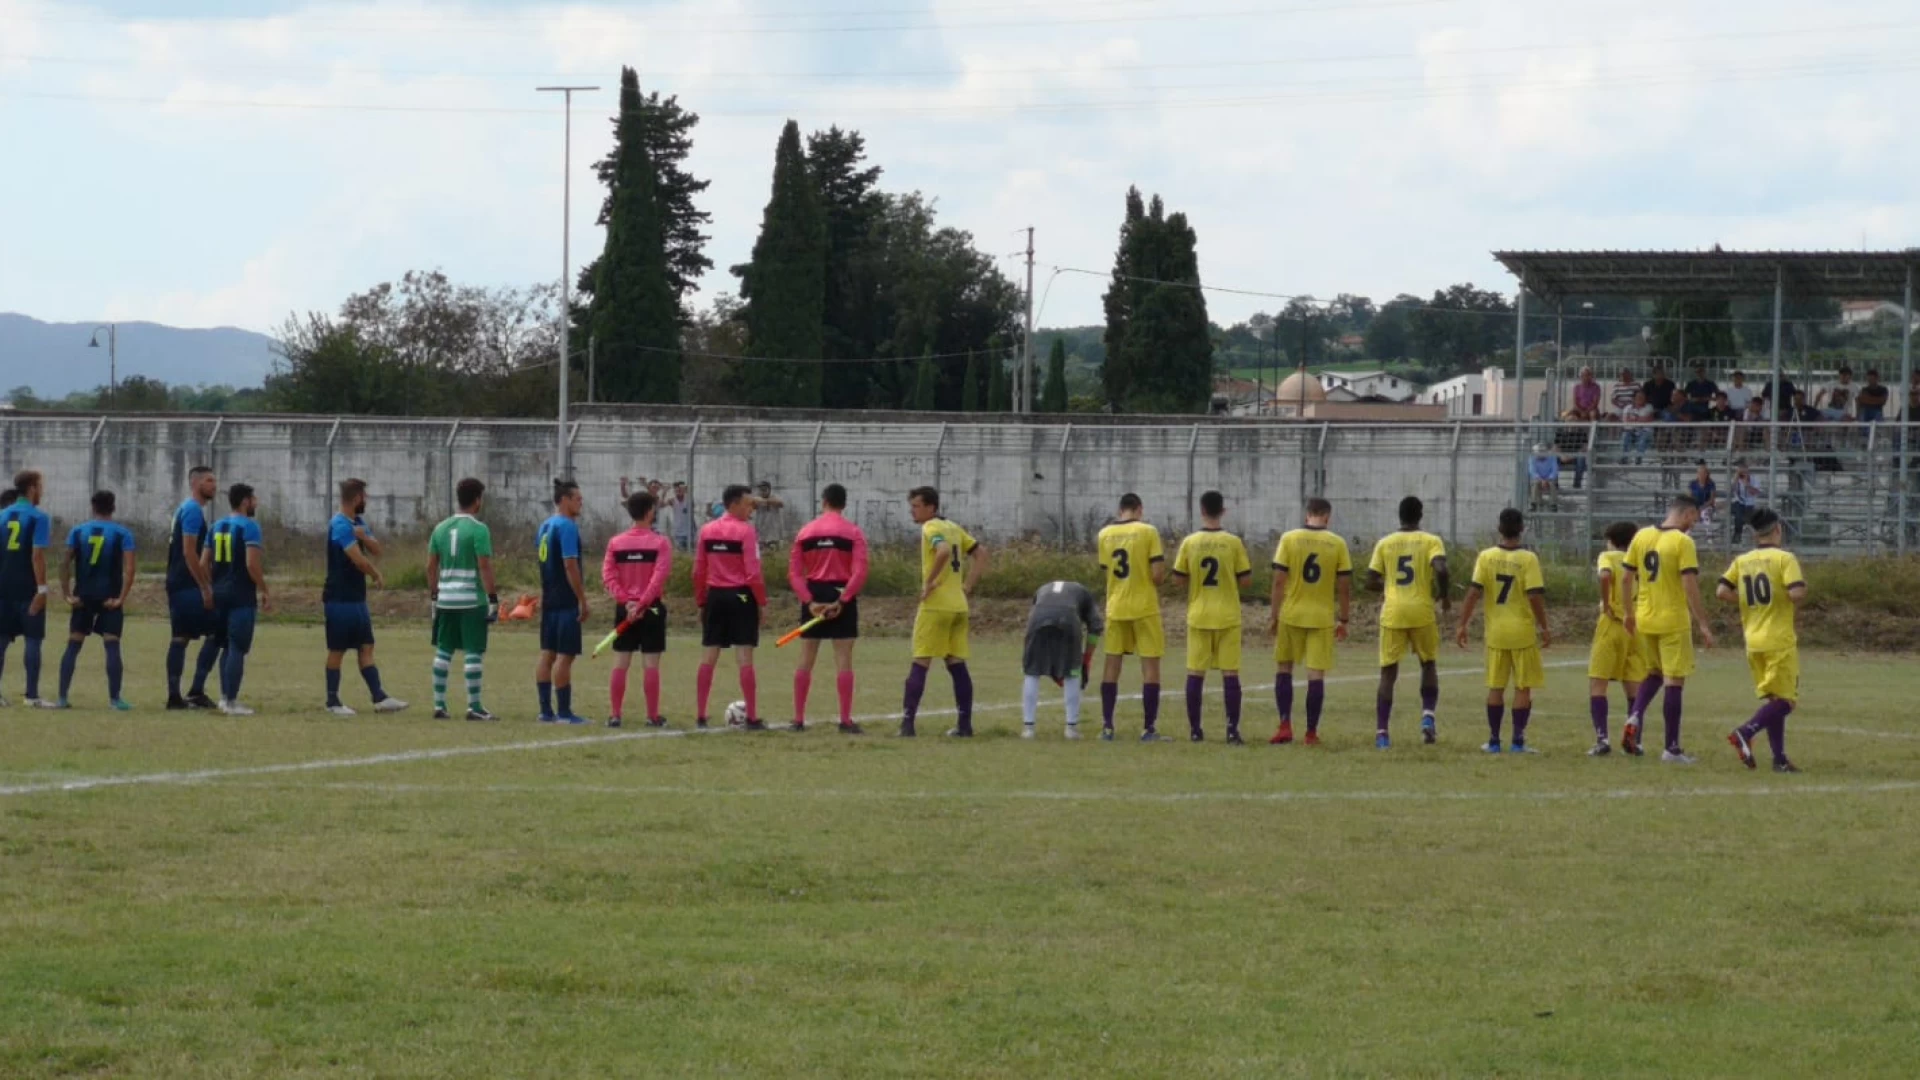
[186,693,217,710]
[1588,740,1612,757]
[743,719,767,732]
[109,699,133,712]
[1421,714,1437,744]
[1510,742,1539,754]
[433,708,453,720]
[326,703,357,718]
[839,721,864,735]
[28,698,63,710]
[1063,725,1081,741]
[1621,719,1643,757]
[1773,760,1800,774]
[1661,749,1697,765]
[166,696,190,711]
[537,714,561,724]
[1141,729,1171,743]
[1728,731,1756,769]
[944,726,972,738]
[1225,728,1245,746]
[1482,740,1503,754]
[784,721,807,733]
[607,716,623,729]
[648,716,669,728]
[896,721,915,737]
[1188,728,1204,743]
[1271,720,1294,745]
[220,701,255,717]
[373,697,409,714]
[559,714,592,726]
[465,708,499,722]
[51,699,73,710]
[1021,725,1036,740]
[1303,731,1321,747]
[697,717,712,730]
[1375,732,1391,750]
[1099,727,1115,742]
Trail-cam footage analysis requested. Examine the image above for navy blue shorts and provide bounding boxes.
[169,588,214,640]
[0,599,47,641]
[540,607,583,657]
[324,602,375,652]
[221,606,257,655]
[68,599,126,639]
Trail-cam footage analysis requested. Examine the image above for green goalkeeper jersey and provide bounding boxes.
[429,514,492,610]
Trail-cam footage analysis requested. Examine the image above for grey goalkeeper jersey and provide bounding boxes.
[1026,580,1106,635]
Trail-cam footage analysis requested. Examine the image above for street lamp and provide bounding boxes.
[536,84,599,480]
[88,324,117,409]
[1581,301,1595,356]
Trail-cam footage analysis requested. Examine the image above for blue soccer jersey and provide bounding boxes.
[209,515,264,609]
[166,498,210,594]
[0,501,53,602]
[537,514,582,611]
[67,521,137,600]
[324,512,371,604]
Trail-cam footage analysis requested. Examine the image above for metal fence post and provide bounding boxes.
[685,421,701,505]
[323,417,340,525]
[808,421,824,502]
[88,416,106,495]
[933,422,948,495]
[1058,423,1073,549]
[1186,424,1200,536]
[445,420,462,516]
[1583,421,1597,560]
[1866,421,1879,556]
[1314,423,1329,498]
[1447,422,1461,545]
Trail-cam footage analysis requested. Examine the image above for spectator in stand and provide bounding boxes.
[1566,367,1603,421]
[1677,391,1712,424]
[1724,370,1754,415]
[1684,363,1719,412]
[1817,367,1857,421]
[1643,366,1678,420]
[1763,374,1798,418]
[1622,390,1655,463]
[1740,396,1769,451]
[1856,370,1890,422]
[1729,463,1762,544]
[752,480,792,549]
[668,482,695,550]
[1708,391,1737,423]
[1689,462,1718,529]
[1610,368,1640,416]
[1528,445,1560,510]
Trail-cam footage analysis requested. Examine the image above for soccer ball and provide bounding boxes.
[725,701,749,727]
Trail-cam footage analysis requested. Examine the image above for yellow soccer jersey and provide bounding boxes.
[1368,529,1446,630]
[1596,549,1631,622]
[1273,527,1353,629]
[1719,546,1804,653]
[1172,528,1251,630]
[919,518,977,615]
[1470,545,1545,649]
[1625,525,1699,634]
[1098,520,1166,622]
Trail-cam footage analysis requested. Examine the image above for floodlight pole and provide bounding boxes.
[1514,288,1528,507]
[1767,264,1784,517]
[537,84,598,480]
[1900,265,1914,556]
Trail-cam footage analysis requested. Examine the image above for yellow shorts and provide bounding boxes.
[1487,646,1546,690]
[1748,649,1799,703]
[1274,624,1335,672]
[911,609,970,661]
[1105,615,1165,659]
[1379,624,1440,667]
[1588,619,1650,683]
[1642,629,1696,679]
[1186,627,1243,673]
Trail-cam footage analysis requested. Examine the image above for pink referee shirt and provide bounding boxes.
[789,510,870,601]
[602,525,672,615]
[694,514,766,607]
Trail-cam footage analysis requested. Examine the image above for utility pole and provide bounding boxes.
[586,333,596,405]
[88,323,117,409]
[1021,227,1035,415]
[537,84,598,479]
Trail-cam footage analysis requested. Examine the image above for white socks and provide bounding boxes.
[1064,678,1083,729]
[1023,674,1086,732]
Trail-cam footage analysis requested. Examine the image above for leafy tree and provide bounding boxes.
[1409,283,1514,378]
[986,349,1007,412]
[808,126,887,410]
[1365,294,1421,361]
[1041,337,1068,412]
[586,68,682,403]
[961,350,981,411]
[1652,298,1738,364]
[1101,188,1213,412]
[109,375,172,412]
[576,67,710,322]
[912,353,937,410]
[733,120,828,406]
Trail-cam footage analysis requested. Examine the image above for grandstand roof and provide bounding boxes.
[1493,249,1920,302]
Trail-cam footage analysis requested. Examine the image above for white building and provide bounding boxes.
[1316,370,1422,403]
[1839,300,1916,329]
[1421,366,1582,419]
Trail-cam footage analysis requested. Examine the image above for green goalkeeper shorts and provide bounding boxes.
[433,607,489,655]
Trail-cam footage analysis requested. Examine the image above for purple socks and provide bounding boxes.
[949,662,974,731]
[1419,681,1438,714]
[1662,685,1684,752]
[1223,675,1242,730]
[1142,683,1160,733]
[1376,694,1392,735]
[1512,707,1532,744]
[1185,674,1205,733]
[902,663,928,725]
[1100,681,1118,729]
[1739,698,1793,763]
[1590,695,1610,740]
[1305,681,1325,734]
[1486,703,1504,742]
[1631,673,1665,719]
[1276,672,1294,720]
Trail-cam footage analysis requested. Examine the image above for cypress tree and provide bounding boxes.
[1102,189,1212,413]
[913,353,938,410]
[733,120,828,406]
[1041,338,1068,412]
[961,350,981,411]
[587,68,682,402]
[987,349,1008,412]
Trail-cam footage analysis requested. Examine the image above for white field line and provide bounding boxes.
[1524,709,1920,744]
[203,778,1920,804]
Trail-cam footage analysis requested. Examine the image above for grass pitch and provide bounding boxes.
[3,619,1918,1077]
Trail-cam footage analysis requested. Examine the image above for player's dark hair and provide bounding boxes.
[722,484,752,508]
[1305,497,1332,518]
[1118,493,1142,513]
[228,483,255,510]
[1747,509,1782,536]
[1398,495,1423,527]
[1669,493,1699,512]
[339,477,368,501]
[552,478,579,504]
[12,468,41,493]
[1604,520,1637,548]
[627,491,657,522]
[822,483,847,510]
[456,477,486,510]
[91,490,115,516]
[0,488,15,509]
[1497,508,1525,540]
[1199,490,1225,518]
[188,465,214,482]
[910,485,940,509]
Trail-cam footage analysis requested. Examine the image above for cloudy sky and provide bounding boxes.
[3,0,1917,340]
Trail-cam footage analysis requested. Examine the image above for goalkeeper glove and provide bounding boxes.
[486,593,500,624]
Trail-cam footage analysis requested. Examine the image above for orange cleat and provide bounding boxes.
[1303,731,1322,747]
[1270,720,1294,745]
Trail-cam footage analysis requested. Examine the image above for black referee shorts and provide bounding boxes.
[799,582,859,640]
[701,590,761,649]
[613,600,668,655]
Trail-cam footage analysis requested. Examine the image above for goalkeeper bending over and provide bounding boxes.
[1021,580,1105,740]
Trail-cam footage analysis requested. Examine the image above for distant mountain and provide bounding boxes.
[0,313,277,397]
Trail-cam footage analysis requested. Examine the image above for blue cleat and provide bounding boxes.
[537,714,560,724]
[110,699,133,712]
[1510,742,1539,754]
[1375,732,1391,750]
[558,714,592,726]
[1482,740,1503,754]
[1421,714,1437,744]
